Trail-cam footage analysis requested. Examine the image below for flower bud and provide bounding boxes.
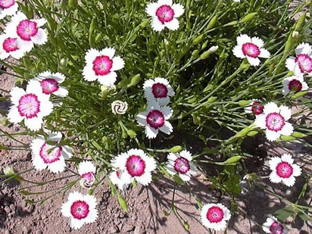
[127,74,141,88]
[193,35,204,45]
[118,194,128,212]
[240,12,257,23]
[170,145,183,153]
[111,100,128,115]
[207,15,218,30]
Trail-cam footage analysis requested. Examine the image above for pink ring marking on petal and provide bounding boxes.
[276,162,293,179]
[17,93,41,119]
[295,54,312,73]
[70,200,90,220]
[0,0,15,9]
[242,43,261,58]
[126,155,146,177]
[174,156,190,174]
[146,110,165,129]
[156,5,175,24]
[2,37,18,53]
[16,20,38,41]
[92,55,113,76]
[39,143,62,164]
[81,172,95,184]
[40,78,59,94]
[251,101,264,115]
[265,112,285,132]
[152,83,168,98]
[270,221,284,234]
[206,206,224,223]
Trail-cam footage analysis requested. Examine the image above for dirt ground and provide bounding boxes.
[0,63,311,234]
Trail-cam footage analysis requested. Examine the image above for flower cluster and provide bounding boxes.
[1,10,47,59]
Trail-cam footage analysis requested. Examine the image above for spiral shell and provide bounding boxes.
[111,100,128,115]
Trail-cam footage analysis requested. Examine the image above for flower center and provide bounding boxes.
[265,112,285,132]
[17,93,41,119]
[206,206,224,223]
[276,162,293,179]
[81,172,95,184]
[2,37,18,53]
[40,78,59,94]
[146,110,165,129]
[92,55,113,76]
[251,101,264,115]
[242,43,261,58]
[126,155,146,177]
[39,143,62,164]
[269,221,284,234]
[288,79,302,93]
[70,201,90,220]
[174,157,190,174]
[0,0,15,9]
[295,54,312,73]
[152,83,168,98]
[156,5,175,23]
[16,20,38,41]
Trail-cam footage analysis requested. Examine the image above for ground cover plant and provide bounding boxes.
[0,0,312,232]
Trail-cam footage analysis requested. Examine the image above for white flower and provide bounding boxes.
[32,71,68,97]
[7,81,53,131]
[0,0,18,20]
[78,161,96,189]
[143,77,175,106]
[111,149,156,186]
[146,0,184,32]
[282,75,308,95]
[269,154,302,187]
[83,48,124,86]
[166,150,197,181]
[5,12,47,52]
[233,34,270,66]
[111,100,128,115]
[254,102,293,141]
[0,34,26,60]
[286,43,312,76]
[61,191,98,230]
[109,169,129,191]
[244,99,264,115]
[137,100,173,139]
[201,203,231,231]
[262,216,288,233]
[31,132,73,173]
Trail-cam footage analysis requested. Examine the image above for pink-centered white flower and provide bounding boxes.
[111,149,156,186]
[282,75,308,95]
[31,131,72,173]
[78,161,96,189]
[137,100,173,139]
[201,203,231,231]
[166,150,197,181]
[61,191,98,230]
[269,154,301,187]
[0,0,18,19]
[244,99,264,116]
[263,216,288,234]
[5,12,47,52]
[286,43,312,76]
[233,34,270,66]
[146,0,184,32]
[32,71,68,97]
[109,168,128,191]
[143,78,175,106]
[254,102,293,141]
[83,48,124,86]
[0,34,26,60]
[8,81,53,131]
